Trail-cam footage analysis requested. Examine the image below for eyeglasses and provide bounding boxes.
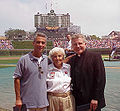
[38,64,43,74]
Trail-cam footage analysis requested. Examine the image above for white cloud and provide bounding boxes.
[0,0,120,36]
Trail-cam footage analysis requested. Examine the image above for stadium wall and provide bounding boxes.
[0,48,114,56]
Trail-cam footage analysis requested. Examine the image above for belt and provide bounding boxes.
[48,91,71,97]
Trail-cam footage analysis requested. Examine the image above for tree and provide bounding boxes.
[90,35,100,40]
[5,28,26,40]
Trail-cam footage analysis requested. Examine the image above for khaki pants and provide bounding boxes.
[47,93,75,111]
[27,107,47,111]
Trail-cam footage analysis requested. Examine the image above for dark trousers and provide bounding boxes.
[77,109,101,111]
[84,110,101,111]
[76,105,101,111]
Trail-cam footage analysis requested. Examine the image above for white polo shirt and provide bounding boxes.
[67,40,71,50]
[47,63,71,93]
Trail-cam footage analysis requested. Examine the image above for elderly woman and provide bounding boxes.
[47,47,75,111]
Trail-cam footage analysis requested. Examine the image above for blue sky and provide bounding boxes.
[0,0,120,37]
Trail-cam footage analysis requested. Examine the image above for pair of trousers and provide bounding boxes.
[27,107,47,111]
[85,109,101,111]
[47,93,75,111]
[77,108,101,111]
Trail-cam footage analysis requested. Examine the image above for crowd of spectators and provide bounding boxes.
[53,39,68,49]
[53,39,120,49]
[0,39,14,49]
[1,38,120,50]
[86,39,120,48]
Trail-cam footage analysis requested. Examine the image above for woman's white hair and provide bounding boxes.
[49,47,65,60]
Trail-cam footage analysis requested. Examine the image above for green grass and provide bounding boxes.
[102,55,109,60]
[12,40,53,49]
[0,55,20,58]
[0,59,18,68]
[0,59,18,64]
[12,41,33,49]
[0,66,15,68]
[0,54,109,68]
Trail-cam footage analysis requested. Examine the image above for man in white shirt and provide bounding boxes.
[65,35,74,57]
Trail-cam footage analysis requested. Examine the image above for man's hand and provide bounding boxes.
[16,99,22,109]
[90,99,98,111]
[14,78,22,108]
[63,53,76,63]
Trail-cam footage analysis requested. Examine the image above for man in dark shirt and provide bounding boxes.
[68,34,106,111]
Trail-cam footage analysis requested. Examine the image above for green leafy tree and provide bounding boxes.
[5,28,26,40]
[90,35,100,40]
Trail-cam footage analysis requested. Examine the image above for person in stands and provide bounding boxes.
[65,34,75,57]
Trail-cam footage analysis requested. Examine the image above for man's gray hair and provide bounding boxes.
[34,32,47,41]
[49,47,65,60]
[71,34,87,43]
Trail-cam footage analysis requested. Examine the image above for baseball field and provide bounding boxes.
[0,55,109,68]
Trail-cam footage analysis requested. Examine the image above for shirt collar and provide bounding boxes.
[76,49,87,57]
[49,63,68,71]
[29,51,45,62]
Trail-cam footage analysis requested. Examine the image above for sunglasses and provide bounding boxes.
[38,64,43,74]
